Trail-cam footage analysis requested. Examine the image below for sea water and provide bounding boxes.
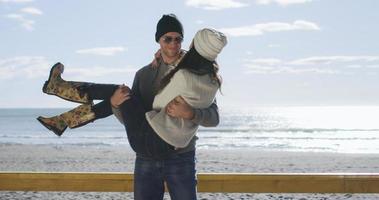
[1,106,378,153]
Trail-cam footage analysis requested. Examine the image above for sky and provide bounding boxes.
[1,0,379,108]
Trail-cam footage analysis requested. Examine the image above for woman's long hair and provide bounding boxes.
[158,46,222,92]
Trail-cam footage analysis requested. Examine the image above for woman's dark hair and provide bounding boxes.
[159,46,222,92]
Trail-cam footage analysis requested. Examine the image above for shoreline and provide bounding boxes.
[1,143,379,173]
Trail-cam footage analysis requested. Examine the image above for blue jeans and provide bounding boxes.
[134,150,197,200]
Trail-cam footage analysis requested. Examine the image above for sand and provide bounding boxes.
[1,144,379,199]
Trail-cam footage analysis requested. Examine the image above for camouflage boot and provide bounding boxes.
[42,62,91,104]
[37,115,67,137]
[37,104,95,136]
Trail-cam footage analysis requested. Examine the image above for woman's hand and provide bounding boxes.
[166,96,194,120]
[110,84,131,108]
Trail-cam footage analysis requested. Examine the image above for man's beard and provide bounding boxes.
[163,49,180,58]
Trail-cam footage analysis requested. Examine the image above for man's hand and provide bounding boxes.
[110,84,131,108]
[166,96,194,120]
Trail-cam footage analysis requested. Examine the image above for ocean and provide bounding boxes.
[1,106,379,154]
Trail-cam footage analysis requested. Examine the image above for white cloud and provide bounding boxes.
[256,0,312,6]
[367,65,379,69]
[219,20,320,37]
[244,55,379,75]
[246,58,282,65]
[346,65,363,69]
[186,0,248,10]
[268,44,280,48]
[0,56,50,79]
[366,72,378,76]
[185,0,310,10]
[0,0,33,3]
[64,66,137,79]
[2,0,40,30]
[20,7,43,15]
[290,56,379,65]
[5,13,35,31]
[245,64,338,74]
[76,47,126,56]
[0,56,137,80]
[347,64,379,69]
[196,20,205,24]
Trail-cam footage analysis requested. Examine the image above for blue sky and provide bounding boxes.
[1,0,379,108]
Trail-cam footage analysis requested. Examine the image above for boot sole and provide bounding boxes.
[37,117,67,137]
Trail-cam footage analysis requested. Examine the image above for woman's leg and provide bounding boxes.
[37,99,114,136]
[43,62,118,103]
[77,83,118,101]
[37,104,95,136]
[120,94,175,158]
[38,63,120,136]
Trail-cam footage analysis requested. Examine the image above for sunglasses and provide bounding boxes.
[162,36,183,44]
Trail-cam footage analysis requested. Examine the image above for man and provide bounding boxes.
[110,14,219,200]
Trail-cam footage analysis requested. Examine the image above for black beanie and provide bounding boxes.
[155,14,183,42]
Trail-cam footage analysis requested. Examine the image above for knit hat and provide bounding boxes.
[155,14,184,42]
[193,28,227,61]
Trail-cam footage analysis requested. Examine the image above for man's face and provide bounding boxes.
[159,32,182,58]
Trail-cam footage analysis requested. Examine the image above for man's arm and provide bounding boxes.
[110,85,130,124]
[166,98,219,127]
[111,106,124,125]
[191,100,219,127]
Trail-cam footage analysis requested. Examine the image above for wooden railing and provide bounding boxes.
[0,172,379,193]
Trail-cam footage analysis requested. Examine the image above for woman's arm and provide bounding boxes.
[191,99,219,127]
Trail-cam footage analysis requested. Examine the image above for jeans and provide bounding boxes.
[134,150,197,200]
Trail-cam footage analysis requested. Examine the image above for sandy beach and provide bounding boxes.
[1,144,379,199]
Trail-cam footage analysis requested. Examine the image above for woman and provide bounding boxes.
[38,28,227,158]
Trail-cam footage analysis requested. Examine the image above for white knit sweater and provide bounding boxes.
[145,69,219,148]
